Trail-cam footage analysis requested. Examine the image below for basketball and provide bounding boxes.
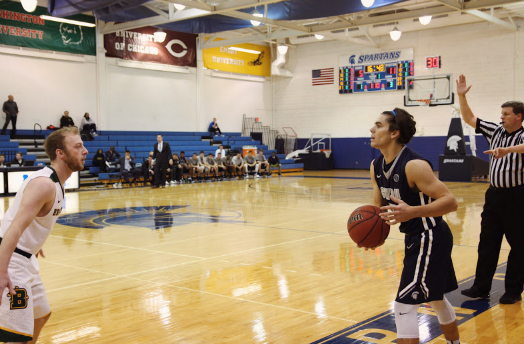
[347,205,390,248]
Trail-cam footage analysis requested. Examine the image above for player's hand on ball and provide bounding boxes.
[379,196,413,225]
[0,272,15,305]
[484,148,508,159]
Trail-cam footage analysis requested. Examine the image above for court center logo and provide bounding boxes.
[57,205,244,230]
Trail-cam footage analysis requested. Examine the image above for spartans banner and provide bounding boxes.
[104,27,197,67]
[0,1,95,55]
[203,42,271,77]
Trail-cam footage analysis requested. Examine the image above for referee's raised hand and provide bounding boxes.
[484,147,509,159]
[456,74,472,96]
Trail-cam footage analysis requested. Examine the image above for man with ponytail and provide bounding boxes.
[369,108,461,344]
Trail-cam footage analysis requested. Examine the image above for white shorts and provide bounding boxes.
[0,253,50,342]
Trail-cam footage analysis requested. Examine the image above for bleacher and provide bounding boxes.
[82,131,303,185]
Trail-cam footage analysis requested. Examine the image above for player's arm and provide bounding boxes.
[380,160,457,225]
[0,179,55,300]
[369,161,383,208]
[456,74,477,128]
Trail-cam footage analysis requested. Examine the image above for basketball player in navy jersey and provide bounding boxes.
[369,108,460,344]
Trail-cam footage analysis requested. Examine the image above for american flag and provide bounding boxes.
[312,68,335,86]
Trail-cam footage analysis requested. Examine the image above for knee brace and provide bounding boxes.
[394,301,420,339]
[430,297,456,325]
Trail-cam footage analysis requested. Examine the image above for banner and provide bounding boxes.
[0,1,95,55]
[104,27,197,67]
[203,42,271,77]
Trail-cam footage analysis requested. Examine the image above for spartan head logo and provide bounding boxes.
[447,135,462,152]
[349,55,356,65]
[411,291,419,300]
[59,22,83,45]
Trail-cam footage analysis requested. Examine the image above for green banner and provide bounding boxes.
[0,1,95,56]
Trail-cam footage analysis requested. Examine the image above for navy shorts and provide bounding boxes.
[396,221,458,304]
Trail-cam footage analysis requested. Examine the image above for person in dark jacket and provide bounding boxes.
[92,148,107,173]
[105,146,120,169]
[117,150,141,186]
[60,111,75,128]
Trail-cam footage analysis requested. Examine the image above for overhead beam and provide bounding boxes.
[466,9,517,31]
[307,0,524,34]
[434,0,463,10]
[144,4,169,18]
[201,30,305,49]
[102,0,289,34]
[359,26,376,45]
[101,8,211,34]
[222,10,309,32]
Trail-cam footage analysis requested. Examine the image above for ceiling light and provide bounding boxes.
[361,0,375,8]
[174,4,185,11]
[39,15,96,27]
[228,47,261,54]
[389,27,402,41]
[251,8,263,26]
[419,15,432,25]
[21,0,37,12]
[154,29,167,43]
[315,34,324,40]
[277,44,288,55]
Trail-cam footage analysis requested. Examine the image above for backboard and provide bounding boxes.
[404,74,454,107]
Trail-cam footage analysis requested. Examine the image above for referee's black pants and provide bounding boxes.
[473,185,524,296]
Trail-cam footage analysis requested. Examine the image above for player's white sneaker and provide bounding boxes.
[244,175,248,180]
[255,174,261,179]
[170,180,176,185]
[113,183,118,188]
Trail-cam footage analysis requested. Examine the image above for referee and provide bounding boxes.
[457,74,524,304]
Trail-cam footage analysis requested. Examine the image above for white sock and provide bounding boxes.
[447,340,460,344]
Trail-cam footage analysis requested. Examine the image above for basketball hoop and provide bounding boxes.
[321,149,332,158]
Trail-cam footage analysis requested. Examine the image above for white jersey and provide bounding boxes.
[0,167,64,255]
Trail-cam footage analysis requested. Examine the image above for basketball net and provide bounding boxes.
[416,99,432,106]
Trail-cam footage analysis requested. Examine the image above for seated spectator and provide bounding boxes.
[81,112,97,137]
[105,146,120,169]
[268,151,282,177]
[198,151,209,182]
[224,152,235,179]
[11,152,24,167]
[204,153,218,181]
[215,152,227,181]
[60,111,75,128]
[92,148,107,173]
[115,150,141,187]
[244,151,259,179]
[141,155,155,185]
[231,153,244,179]
[189,153,203,182]
[256,149,270,177]
[179,151,190,182]
[215,145,226,158]
[168,153,182,185]
[0,154,6,167]
[208,118,223,136]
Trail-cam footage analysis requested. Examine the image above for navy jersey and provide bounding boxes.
[373,146,442,235]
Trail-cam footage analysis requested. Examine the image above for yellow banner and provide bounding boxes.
[203,43,271,77]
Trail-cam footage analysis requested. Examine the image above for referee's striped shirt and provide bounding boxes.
[476,118,524,188]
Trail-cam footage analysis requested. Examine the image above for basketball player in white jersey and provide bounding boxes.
[0,127,87,343]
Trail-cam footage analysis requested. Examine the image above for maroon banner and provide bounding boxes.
[104,27,196,67]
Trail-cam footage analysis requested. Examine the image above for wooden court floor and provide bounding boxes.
[0,170,521,344]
